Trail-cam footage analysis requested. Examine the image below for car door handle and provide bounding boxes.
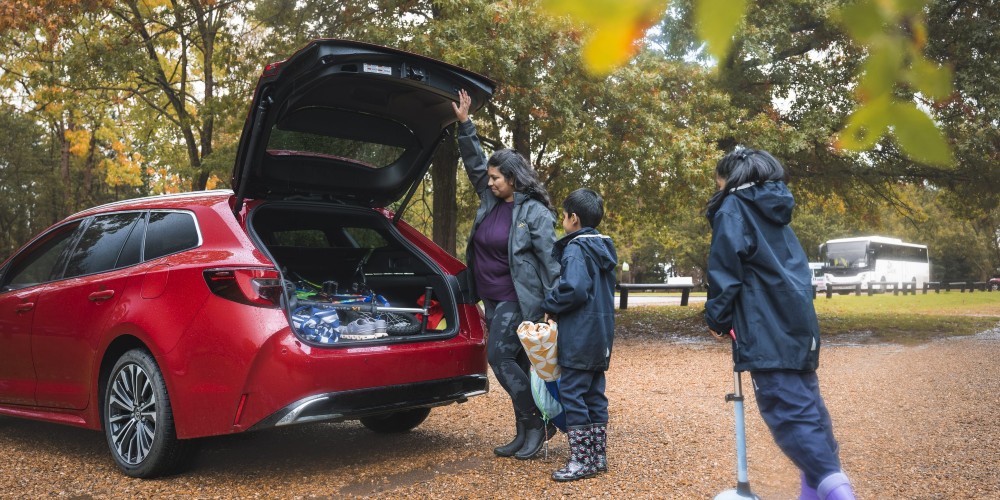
[89,290,116,302]
[15,302,34,313]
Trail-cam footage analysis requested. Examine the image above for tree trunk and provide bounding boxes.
[512,112,531,163]
[431,130,460,256]
[192,0,218,191]
[58,117,71,214]
[428,3,461,257]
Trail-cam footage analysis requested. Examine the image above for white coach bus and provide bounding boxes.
[819,236,930,289]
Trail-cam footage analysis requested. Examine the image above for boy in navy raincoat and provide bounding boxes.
[704,149,855,500]
[542,188,618,482]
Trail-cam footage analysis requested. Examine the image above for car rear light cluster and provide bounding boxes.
[204,268,283,307]
[261,60,283,77]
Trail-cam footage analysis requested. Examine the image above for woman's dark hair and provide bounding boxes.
[705,148,787,216]
[488,149,553,209]
[563,188,605,229]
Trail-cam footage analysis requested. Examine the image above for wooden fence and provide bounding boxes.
[818,280,997,298]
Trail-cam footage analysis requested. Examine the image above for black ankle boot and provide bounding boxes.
[493,417,527,457]
[514,414,551,460]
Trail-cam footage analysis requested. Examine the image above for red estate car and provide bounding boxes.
[0,40,494,478]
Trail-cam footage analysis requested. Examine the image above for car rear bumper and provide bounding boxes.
[165,298,487,438]
[247,374,488,431]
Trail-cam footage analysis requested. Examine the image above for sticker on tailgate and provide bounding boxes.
[363,63,393,76]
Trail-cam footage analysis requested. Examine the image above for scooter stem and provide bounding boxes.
[727,371,753,496]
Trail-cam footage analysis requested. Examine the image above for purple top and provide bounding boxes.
[472,201,518,302]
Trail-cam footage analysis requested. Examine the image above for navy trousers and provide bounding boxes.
[558,366,609,428]
[750,370,842,488]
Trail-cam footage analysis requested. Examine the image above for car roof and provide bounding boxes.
[67,190,234,220]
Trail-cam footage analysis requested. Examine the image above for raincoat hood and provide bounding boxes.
[554,228,618,272]
[728,181,796,226]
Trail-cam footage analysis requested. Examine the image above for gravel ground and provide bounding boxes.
[1,328,998,499]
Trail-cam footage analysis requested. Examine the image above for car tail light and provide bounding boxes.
[204,268,283,307]
[261,60,283,77]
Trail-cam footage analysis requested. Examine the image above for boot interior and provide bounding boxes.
[248,202,458,345]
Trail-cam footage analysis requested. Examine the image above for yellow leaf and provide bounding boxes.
[694,0,747,64]
[104,152,144,188]
[543,0,662,23]
[542,0,668,75]
[857,42,903,101]
[836,96,892,151]
[582,19,646,74]
[839,0,883,44]
[889,102,954,166]
[64,128,92,157]
[909,57,952,100]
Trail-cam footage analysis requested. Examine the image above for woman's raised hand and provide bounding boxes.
[452,89,471,123]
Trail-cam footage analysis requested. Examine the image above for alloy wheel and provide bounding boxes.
[107,363,157,465]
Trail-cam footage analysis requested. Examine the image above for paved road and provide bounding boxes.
[614,293,706,308]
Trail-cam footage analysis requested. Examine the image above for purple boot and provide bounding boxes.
[818,472,855,500]
[799,471,819,500]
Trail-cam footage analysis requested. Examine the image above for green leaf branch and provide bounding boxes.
[542,0,956,166]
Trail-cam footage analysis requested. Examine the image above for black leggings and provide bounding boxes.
[482,299,536,417]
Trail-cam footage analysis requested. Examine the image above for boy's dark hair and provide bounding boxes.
[563,188,604,228]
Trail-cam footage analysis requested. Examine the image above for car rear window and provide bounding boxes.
[267,129,405,168]
[272,229,328,247]
[343,227,390,249]
[269,227,391,250]
[265,107,413,168]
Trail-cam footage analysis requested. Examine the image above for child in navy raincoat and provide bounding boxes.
[542,188,618,482]
[704,149,856,500]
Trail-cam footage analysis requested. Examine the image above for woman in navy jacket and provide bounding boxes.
[704,149,855,500]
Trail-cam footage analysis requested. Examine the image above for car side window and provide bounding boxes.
[115,212,147,269]
[144,211,199,261]
[63,213,143,279]
[1,221,82,290]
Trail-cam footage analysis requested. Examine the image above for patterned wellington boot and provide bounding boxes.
[551,426,597,482]
[592,423,608,473]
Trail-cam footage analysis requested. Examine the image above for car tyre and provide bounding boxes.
[990,282,999,292]
[360,408,431,433]
[104,349,194,478]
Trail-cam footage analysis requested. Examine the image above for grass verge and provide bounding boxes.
[615,292,1000,345]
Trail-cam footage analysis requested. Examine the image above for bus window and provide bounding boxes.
[824,241,868,269]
